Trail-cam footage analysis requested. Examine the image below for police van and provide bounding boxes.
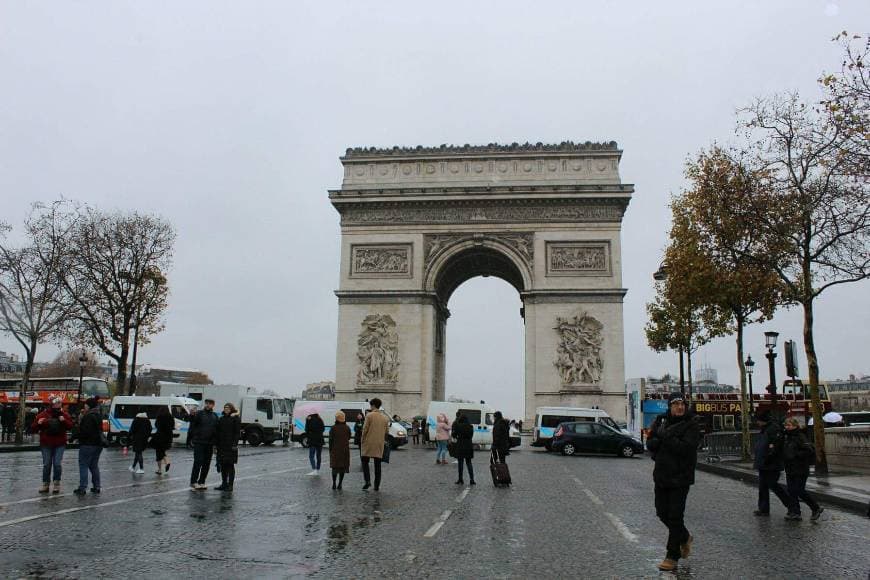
[291,400,408,449]
[107,395,199,446]
[533,406,622,450]
[426,401,497,449]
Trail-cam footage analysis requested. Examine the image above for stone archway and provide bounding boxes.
[330,142,632,423]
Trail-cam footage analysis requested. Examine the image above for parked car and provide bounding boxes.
[550,421,644,458]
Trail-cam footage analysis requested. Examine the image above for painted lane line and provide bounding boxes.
[456,488,470,503]
[572,477,583,486]
[583,489,603,506]
[0,467,299,529]
[423,509,454,538]
[604,512,638,543]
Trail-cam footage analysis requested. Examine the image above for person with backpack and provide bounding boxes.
[782,417,823,521]
[74,398,104,495]
[129,412,152,475]
[753,410,791,517]
[32,397,73,494]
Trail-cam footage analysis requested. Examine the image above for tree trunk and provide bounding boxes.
[686,344,694,401]
[15,338,37,445]
[115,342,129,396]
[735,316,750,461]
[803,298,828,474]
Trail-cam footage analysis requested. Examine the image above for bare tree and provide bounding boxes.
[0,216,73,443]
[739,92,870,473]
[31,350,101,379]
[28,203,175,395]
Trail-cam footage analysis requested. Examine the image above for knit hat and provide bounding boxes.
[668,392,685,406]
[335,410,346,422]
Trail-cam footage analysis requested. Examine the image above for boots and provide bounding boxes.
[52,481,61,494]
[680,535,693,559]
[38,483,50,494]
[657,559,677,572]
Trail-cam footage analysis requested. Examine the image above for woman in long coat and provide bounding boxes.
[153,406,175,475]
[329,411,351,490]
[129,412,152,474]
[452,415,475,485]
[215,403,241,491]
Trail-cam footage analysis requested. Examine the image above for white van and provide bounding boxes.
[426,401,496,448]
[533,407,622,450]
[291,400,408,449]
[108,395,199,446]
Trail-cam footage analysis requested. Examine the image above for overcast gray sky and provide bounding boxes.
[1,2,867,419]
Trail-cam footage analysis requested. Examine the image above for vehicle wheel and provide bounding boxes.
[118,433,131,447]
[544,442,553,452]
[620,445,635,458]
[561,443,576,456]
[299,434,309,448]
[247,430,263,447]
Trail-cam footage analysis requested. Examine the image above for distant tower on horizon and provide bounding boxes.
[695,363,718,385]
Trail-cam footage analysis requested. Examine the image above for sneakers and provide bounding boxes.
[135,468,145,475]
[128,466,136,473]
[784,512,802,521]
[811,507,824,521]
[657,558,677,572]
[52,481,61,494]
[306,470,319,476]
[680,534,693,559]
[38,483,50,494]
[753,510,769,517]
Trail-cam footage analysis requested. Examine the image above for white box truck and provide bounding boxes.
[158,382,291,447]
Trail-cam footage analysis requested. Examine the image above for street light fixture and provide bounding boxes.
[764,331,779,411]
[745,355,755,415]
[652,263,685,395]
[77,351,87,411]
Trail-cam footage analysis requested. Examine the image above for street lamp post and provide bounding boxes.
[77,351,87,411]
[129,322,139,396]
[745,355,755,415]
[764,331,779,414]
[653,264,686,396]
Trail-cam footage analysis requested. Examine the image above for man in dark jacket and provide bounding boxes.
[189,399,218,490]
[491,411,510,464]
[74,398,104,495]
[305,413,325,476]
[752,410,791,517]
[646,392,701,572]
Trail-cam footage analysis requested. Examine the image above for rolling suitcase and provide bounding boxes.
[490,449,511,487]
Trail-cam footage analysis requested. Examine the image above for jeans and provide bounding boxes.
[785,473,820,515]
[758,470,791,513]
[435,440,448,461]
[309,445,323,470]
[457,457,474,482]
[78,445,102,490]
[40,446,65,483]
[132,451,144,470]
[220,463,236,487]
[655,485,690,561]
[361,457,382,488]
[191,443,213,485]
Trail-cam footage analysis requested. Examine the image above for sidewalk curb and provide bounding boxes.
[697,462,869,516]
[0,444,80,454]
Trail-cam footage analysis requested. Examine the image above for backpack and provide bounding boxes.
[46,417,62,436]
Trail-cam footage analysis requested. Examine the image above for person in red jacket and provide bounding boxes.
[32,397,73,494]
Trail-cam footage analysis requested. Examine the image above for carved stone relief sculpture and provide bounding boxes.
[553,311,604,385]
[351,245,411,277]
[356,314,399,386]
[423,232,534,271]
[547,242,610,276]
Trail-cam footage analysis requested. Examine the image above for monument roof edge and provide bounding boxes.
[341,141,622,161]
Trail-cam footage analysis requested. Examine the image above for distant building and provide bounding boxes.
[0,351,24,374]
[135,365,213,395]
[302,381,335,401]
[644,374,736,395]
[828,374,870,413]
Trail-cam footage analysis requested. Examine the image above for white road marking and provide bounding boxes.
[572,477,583,486]
[583,489,603,506]
[423,509,454,538]
[456,488,470,503]
[604,512,638,543]
[0,467,299,529]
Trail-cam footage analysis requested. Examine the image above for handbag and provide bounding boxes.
[382,441,392,464]
[99,432,110,448]
[447,440,458,458]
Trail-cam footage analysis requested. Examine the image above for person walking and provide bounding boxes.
[74,398,104,495]
[646,392,702,572]
[361,398,389,491]
[411,418,420,445]
[189,399,218,490]
[353,413,364,449]
[32,397,73,494]
[782,417,823,521]
[129,411,152,474]
[305,412,325,476]
[434,413,451,465]
[214,403,241,491]
[329,411,351,490]
[492,411,510,465]
[753,410,791,517]
[153,405,174,475]
[2,403,17,442]
[452,415,475,485]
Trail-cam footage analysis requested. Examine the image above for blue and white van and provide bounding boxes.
[533,407,622,450]
[426,401,496,448]
[291,400,408,449]
[108,395,199,446]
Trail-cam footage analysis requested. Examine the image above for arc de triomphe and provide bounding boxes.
[330,142,632,423]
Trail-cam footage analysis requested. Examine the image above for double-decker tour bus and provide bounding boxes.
[0,376,111,415]
[642,381,832,434]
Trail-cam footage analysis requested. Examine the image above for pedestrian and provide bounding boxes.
[129,411,152,475]
[32,396,73,494]
[492,411,511,464]
[353,412,364,449]
[753,410,791,517]
[434,413,451,465]
[74,398,104,495]
[411,418,420,445]
[782,417,823,521]
[214,403,241,491]
[361,398,389,491]
[646,392,702,572]
[452,415,475,485]
[153,405,174,474]
[1,403,15,442]
[329,410,351,490]
[305,412,325,476]
[189,398,218,490]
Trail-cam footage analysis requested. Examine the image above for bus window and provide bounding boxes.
[458,409,482,424]
[713,415,723,431]
[724,415,735,430]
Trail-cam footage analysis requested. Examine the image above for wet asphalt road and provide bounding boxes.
[0,443,868,579]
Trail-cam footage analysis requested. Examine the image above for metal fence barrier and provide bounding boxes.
[702,431,759,462]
